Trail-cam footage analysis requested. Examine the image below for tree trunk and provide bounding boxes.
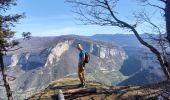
[165,0,170,44]
[158,55,170,79]
[130,27,170,80]
[102,1,170,79]
[0,53,13,100]
[121,23,170,79]
[64,88,96,94]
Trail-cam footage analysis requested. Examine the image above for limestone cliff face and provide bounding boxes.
[5,37,126,71]
[1,35,127,99]
[4,40,72,70]
[44,40,72,66]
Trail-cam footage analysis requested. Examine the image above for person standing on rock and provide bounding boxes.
[77,43,86,88]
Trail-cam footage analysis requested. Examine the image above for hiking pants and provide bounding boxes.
[78,63,85,84]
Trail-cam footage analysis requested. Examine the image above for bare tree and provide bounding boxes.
[0,0,31,100]
[66,0,170,80]
[165,0,170,44]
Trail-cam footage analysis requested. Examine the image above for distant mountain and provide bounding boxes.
[2,35,127,99]
[91,33,159,48]
[91,34,141,47]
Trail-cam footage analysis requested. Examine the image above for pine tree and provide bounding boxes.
[0,0,30,99]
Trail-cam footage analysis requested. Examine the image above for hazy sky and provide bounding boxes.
[8,0,163,38]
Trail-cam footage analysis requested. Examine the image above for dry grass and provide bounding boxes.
[27,77,169,100]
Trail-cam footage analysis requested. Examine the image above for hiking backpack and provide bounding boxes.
[84,52,90,63]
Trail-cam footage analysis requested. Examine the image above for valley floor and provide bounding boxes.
[27,77,170,100]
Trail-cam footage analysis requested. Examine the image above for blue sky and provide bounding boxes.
[9,0,163,38]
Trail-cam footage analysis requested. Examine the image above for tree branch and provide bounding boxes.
[66,0,170,79]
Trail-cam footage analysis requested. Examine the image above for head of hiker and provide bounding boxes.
[77,43,83,50]
[77,43,86,88]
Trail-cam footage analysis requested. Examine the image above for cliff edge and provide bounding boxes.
[27,77,169,100]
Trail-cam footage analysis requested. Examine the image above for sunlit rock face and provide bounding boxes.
[2,35,127,99]
[44,40,72,66]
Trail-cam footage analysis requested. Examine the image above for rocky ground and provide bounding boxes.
[27,77,170,100]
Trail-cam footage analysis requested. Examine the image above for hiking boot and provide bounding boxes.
[78,83,86,88]
[81,83,86,88]
[78,83,83,87]
[81,84,86,88]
